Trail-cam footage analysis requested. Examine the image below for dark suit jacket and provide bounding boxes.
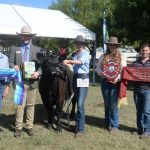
[9,44,42,89]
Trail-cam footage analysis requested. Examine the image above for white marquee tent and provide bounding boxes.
[0,4,96,41]
[0,3,97,83]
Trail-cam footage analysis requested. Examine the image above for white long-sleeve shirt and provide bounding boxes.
[0,52,9,68]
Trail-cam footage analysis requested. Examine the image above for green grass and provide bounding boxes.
[0,86,150,150]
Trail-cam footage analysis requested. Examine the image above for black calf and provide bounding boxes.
[39,54,72,132]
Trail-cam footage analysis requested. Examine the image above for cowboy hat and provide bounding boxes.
[74,35,86,43]
[16,26,36,36]
[106,36,121,45]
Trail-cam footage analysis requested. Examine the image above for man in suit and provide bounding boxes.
[9,26,42,138]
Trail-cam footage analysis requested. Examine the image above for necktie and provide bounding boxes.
[23,47,28,62]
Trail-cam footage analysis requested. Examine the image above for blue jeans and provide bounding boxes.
[101,79,119,129]
[0,82,5,111]
[134,89,150,134]
[73,76,88,133]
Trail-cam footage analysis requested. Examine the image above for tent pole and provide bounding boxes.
[92,40,96,85]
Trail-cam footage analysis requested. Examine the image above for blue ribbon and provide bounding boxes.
[0,69,24,105]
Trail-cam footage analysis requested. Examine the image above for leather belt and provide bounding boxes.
[74,73,89,78]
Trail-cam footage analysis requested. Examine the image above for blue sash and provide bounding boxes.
[0,69,24,105]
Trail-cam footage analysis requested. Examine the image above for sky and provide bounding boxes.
[0,0,58,9]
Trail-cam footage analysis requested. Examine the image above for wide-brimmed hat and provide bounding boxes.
[74,35,86,43]
[16,26,36,36]
[106,36,121,45]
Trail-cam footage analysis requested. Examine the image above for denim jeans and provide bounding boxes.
[0,82,5,111]
[73,75,88,133]
[134,89,150,134]
[101,79,119,129]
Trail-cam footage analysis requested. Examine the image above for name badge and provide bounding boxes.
[16,51,21,53]
[77,78,89,87]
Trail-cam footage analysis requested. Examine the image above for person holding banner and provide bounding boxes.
[96,36,126,133]
[132,43,150,139]
[63,35,90,138]
[9,26,42,138]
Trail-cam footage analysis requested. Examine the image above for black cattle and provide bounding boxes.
[39,53,72,132]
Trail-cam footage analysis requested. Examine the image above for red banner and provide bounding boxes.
[121,67,150,82]
[119,67,150,100]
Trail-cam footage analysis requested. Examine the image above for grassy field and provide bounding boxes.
[0,85,150,150]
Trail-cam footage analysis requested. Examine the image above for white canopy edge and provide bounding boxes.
[0,4,96,41]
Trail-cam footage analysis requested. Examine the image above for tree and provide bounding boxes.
[50,0,107,46]
[48,0,150,49]
[110,0,150,47]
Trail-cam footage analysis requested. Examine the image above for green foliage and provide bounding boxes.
[111,0,150,46]
[50,0,105,46]
[49,0,75,18]
[47,0,150,49]
[38,37,75,54]
[133,40,142,50]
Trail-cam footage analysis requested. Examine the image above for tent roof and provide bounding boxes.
[0,4,96,41]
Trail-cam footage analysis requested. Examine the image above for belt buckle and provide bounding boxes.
[82,74,88,79]
[81,74,85,79]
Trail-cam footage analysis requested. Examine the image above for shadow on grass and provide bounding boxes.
[0,113,15,132]
[34,103,137,134]
[86,115,136,133]
[0,104,136,134]
[86,115,104,128]
[0,104,47,132]
[34,104,76,133]
[61,120,76,133]
[119,124,136,133]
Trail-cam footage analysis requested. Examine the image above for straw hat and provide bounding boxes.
[106,36,121,45]
[16,26,36,36]
[74,35,86,43]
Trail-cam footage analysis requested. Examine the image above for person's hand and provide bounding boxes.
[63,60,70,64]
[31,71,40,79]
[108,76,119,84]
[102,72,106,77]
[14,65,19,71]
[3,86,10,97]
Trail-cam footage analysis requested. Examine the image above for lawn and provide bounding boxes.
[0,85,150,150]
